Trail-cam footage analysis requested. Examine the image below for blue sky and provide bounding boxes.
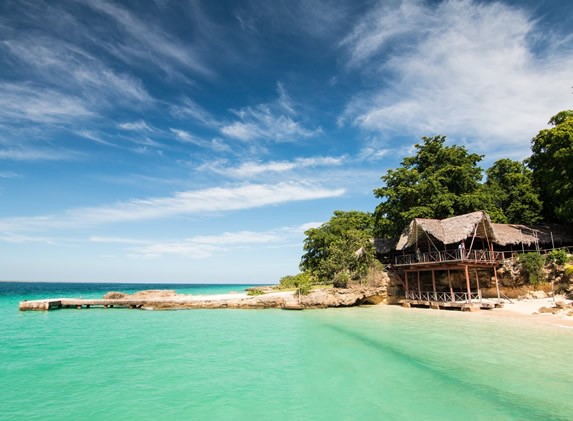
[1,0,572,283]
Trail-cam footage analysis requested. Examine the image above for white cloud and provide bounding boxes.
[202,156,345,178]
[341,0,573,158]
[89,236,149,245]
[0,182,345,232]
[83,0,211,77]
[221,83,321,142]
[0,83,94,124]
[170,97,221,128]
[118,120,153,131]
[2,37,153,107]
[128,227,301,259]
[76,130,115,146]
[0,171,20,178]
[0,147,79,161]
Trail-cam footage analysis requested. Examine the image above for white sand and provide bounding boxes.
[491,295,573,328]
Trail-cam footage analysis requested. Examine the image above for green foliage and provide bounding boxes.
[333,272,350,288]
[297,280,313,296]
[247,288,265,296]
[278,272,312,289]
[483,159,542,225]
[300,210,375,284]
[528,110,573,223]
[545,249,569,266]
[373,136,494,237]
[518,252,546,285]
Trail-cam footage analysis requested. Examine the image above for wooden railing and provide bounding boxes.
[405,290,481,303]
[393,249,514,266]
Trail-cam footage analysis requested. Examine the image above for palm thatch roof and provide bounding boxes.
[395,211,496,250]
[392,211,573,251]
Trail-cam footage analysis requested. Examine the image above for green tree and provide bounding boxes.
[300,211,375,284]
[528,110,573,223]
[483,159,542,225]
[373,136,494,237]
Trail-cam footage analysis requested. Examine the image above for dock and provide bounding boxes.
[19,298,150,311]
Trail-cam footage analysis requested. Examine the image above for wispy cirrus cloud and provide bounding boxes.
[340,0,573,158]
[118,120,154,131]
[169,129,231,152]
[0,146,80,161]
[2,36,153,108]
[200,156,345,178]
[130,230,281,259]
[221,83,322,142]
[170,97,221,128]
[82,0,212,78]
[0,83,94,125]
[0,182,345,233]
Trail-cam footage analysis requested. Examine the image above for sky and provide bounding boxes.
[1,0,572,284]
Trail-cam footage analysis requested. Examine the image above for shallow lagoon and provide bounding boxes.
[1,283,572,420]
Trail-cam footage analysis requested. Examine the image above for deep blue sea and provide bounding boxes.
[1,282,572,420]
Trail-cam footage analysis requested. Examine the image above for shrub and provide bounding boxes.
[247,288,265,296]
[518,252,546,285]
[279,272,311,289]
[545,249,569,266]
[333,272,350,288]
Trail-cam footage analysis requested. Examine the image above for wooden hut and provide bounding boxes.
[378,211,573,309]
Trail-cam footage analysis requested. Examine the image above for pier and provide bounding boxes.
[19,298,149,311]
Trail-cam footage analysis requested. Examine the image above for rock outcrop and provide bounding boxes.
[100,284,389,311]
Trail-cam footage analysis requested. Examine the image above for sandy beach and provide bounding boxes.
[488,296,573,328]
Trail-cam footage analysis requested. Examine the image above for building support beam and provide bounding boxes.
[494,266,501,303]
[448,269,454,302]
[474,269,482,303]
[464,265,471,303]
[417,271,421,297]
[431,270,437,301]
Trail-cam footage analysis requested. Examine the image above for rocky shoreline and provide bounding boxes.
[101,285,390,310]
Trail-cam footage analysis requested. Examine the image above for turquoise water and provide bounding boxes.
[1,283,572,420]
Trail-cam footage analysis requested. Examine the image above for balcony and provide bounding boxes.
[392,249,513,267]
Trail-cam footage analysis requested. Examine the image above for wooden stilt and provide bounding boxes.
[474,269,482,303]
[405,272,409,299]
[448,269,454,302]
[417,271,421,298]
[464,265,471,303]
[431,270,437,301]
[494,266,501,303]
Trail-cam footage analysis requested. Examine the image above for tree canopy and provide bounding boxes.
[300,210,375,285]
[528,110,573,223]
[483,158,542,225]
[373,136,491,238]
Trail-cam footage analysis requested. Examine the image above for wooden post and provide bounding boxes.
[448,269,454,302]
[405,272,409,299]
[474,269,482,303]
[464,265,471,303]
[494,266,501,303]
[431,270,437,301]
[417,271,421,299]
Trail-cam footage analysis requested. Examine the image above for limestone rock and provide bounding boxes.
[103,291,128,299]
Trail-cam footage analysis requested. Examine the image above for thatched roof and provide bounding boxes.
[395,211,495,250]
[489,223,539,246]
[392,211,573,251]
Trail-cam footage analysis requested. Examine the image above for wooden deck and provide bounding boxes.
[400,298,503,311]
[392,249,515,268]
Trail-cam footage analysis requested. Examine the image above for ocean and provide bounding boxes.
[1,282,572,420]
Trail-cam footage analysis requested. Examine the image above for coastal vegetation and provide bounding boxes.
[280,110,573,290]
